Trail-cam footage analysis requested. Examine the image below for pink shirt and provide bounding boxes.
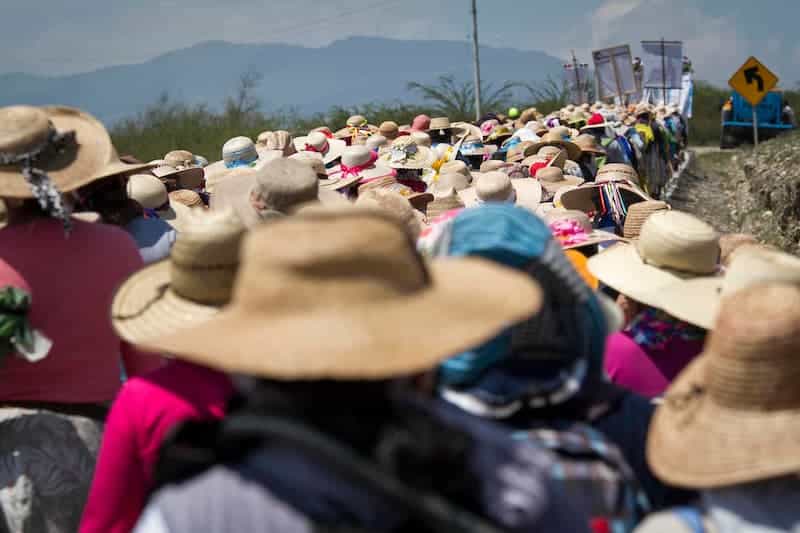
[0,219,162,403]
[80,360,234,533]
[604,332,704,398]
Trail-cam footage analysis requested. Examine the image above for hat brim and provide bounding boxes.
[153,167,206,190]
[292,137,346,165]
[528,139,581,161]
[111,261,221,344]
[458,178,543,212]
[0,106,151,198]
[558,229,625,251]
[138,258,543,380]
[587,243,694,308]
[538,176,585,195]
[648,277,722,330]
[379,145,434,170]
[559,183,650,213]
[318,174,362,191]
[647,354,800,489]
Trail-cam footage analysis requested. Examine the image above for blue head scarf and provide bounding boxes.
[419,205,608,411]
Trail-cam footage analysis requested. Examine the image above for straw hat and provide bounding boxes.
[597,163,640,184]
[257,130,295,157]
[450,121,483,140]
[0,106,151,198]
[479,160,506,173]
[204,137,271,194]
[378,121,400,140]
[573,134,606,156]
[622,200,670,239]
[346,115,368,128]
[137,210,544,380]
[428,117,454,133]
[126,174,192,231]
[535,167,583,196]
[379,136,433,170]
[210,158,345,228]
[505,141,535,163]
[169,189,205,209]
[409,131,432,147]
[527,131,581,161]
[290,152,360,192]
[559,179,651,214]
[356,175,433,212]
[111,210,245,344]
[647,284,800,488]
[458,172,543,212]
[543,209,623,251]
[329,146,394,183]
[634,103,653,118]
[163,150,198,169]
[654,246,800,330]
[152,165,205,190]
[580,113,611,131]
[355,189,424,239]
[438,160,472,181]
[430,172,471,197]
[365,134,388,152]
[425,189,465,221]
[588,211,719,309]
[292,131,346,165]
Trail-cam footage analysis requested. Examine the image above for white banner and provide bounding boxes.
[592,45,636,101]
[563,62,591,104]
[641,40,683,89]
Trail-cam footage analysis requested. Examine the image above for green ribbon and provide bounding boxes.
[0,286,35,363]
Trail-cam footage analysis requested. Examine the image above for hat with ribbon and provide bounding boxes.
[111,209,246,345]
[136,209,543,381]
[0,105,152,230]
[647,284,800,489]
[544,209,624,251]
[292,131,346,165]
[329,145,395,184]
[588,210,720,310]
[204,136,273,194]
[379,136,433,170]
[580,113,612,131]
[127,173,194,231]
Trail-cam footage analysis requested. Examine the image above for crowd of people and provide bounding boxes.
[0,99,797,533]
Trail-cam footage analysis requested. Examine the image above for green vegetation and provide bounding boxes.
[110,74,800,161]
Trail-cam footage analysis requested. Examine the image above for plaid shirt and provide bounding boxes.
[516,421,650,533]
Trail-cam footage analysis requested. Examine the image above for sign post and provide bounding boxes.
[729,56,779,147]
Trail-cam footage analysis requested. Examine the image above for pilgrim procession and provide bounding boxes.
[2,4,800,532]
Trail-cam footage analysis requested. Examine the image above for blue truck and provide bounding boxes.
[720,91,795,149]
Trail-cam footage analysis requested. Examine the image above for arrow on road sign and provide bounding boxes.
[744,67,764,92]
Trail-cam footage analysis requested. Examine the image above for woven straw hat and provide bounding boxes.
[290,152,361,192]
[152,165,205,190]
[505,141,535,163]
[559,179,651,214]
[346,115,368,128]
[597,163,641,187]
[527,131,581,161]
[137,210,543,380]
[127,174,193,230]
[458,172,542,212]
[169,189,205,209]
[439,160,471,179]
[588,210,720,309]
[329,146,394,183]
[647,284,800,488]
[544,208,623,251]
[357,175,433,212]
[257,130,295,156]
[355,189,424,239]
[378,121,400,140]
[379,136,433,170]
[426,189,465,221]
[0,106,151,198]
[522,145,568,169]
[409,131,432,147]
[654,246,800,330]
[430,172,471,197]
[163,150,197,169]
[365,134,389,152]
[204,137,276,194]
[111,209,245,344]
[292,131,346,165]
[535,167,584,195]
[428,117,453,132]
[623,200,670,239]
[573,134,606,155]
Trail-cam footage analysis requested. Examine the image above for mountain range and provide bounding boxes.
[0,37,564,125]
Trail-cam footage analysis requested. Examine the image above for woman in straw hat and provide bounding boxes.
[418,204,692,513]
[81,210,242,533]
[637,284,800,533]
[0,105,162,532]
[590,211,717,399]
[132,210,589,532]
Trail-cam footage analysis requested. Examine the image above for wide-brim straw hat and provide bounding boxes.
[623,200,670,239]
[379,139,433,170]
[0,106,151,198]
[292,133,346,165]
[544,208,624,251]
[111,210,245,344]
[357,176,433,212]
[426,190,465,220]
[573,134,606,155]
[647,284,800,489]
[528,132,581,161]
[587,211,719,309]
[152,165,206,190]
[458,173,543,213]
[559,181,651,214]
[535,167,584,195]
[137,210,544,380]
[653,247,800,330]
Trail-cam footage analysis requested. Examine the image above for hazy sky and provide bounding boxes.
[2,0,799,85]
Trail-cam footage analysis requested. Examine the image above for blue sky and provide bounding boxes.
[2,0,798,85]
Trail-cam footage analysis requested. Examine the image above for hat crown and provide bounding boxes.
[703,285,800,411]
[436,171,471,193]
[341,146,372,167]
[252,158,319,213]
[636,211,719,275]
[233,212,429,313]
[623,200,670,239]
[164,150,194,169]
[722,248,800,295]
[346,115,367,127]
[169,210,246,305]
[597,163,639,182]
[379,121,398,133]
[429,117,451,130]
[222,136,258,163]
[127,174,168,209]
[409,131,431,147]
[0,106,52,157]
[476,172,513,202]
[366,135,387,151]
[305,131,328,150]
[544,209,592,233]
[537,167,564,183]
[440,160,469,176]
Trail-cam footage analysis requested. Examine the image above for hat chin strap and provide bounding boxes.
[0,128,75,232]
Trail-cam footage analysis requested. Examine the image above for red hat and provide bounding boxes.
[587,113,605,127]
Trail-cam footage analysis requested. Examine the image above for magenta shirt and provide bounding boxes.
[604,332,704,398]
[80,360,234,533]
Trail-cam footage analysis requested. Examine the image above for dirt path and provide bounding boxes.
[665,148,740,233]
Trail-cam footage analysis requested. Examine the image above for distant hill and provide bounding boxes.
[0,37,564,125]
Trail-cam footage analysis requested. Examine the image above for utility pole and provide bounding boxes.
[471,0,482,122]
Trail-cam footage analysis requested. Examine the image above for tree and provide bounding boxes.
[407,75,519,120]
[224,68,264,119]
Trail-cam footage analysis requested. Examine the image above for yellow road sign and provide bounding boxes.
[728,56,779,107]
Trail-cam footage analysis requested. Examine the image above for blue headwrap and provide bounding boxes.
[419,205,608,410]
